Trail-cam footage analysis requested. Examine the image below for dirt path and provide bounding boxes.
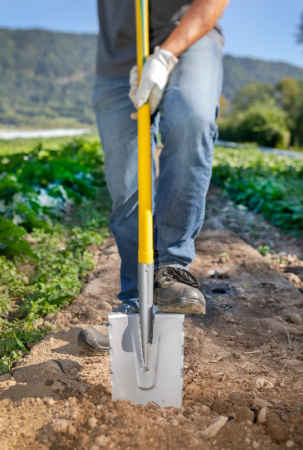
[0,185,303,450]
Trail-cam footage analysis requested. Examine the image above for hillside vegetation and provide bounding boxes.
[0,29,96,128]
[1,28,303,128]
[223,55,303,99]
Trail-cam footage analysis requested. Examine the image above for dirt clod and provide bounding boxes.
[200,404,211,416]
[235,406,254,422]
[229,392,254,407]
[185,382,202,400]
[254,377,275,389]
[88,417,97,429]
[211,400,227,415]
[266,412,289,443]
[0,374,12,382]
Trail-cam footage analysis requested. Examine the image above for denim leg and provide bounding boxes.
[92,77,158,310]
[154,35,223,269]
[92,34,223,309]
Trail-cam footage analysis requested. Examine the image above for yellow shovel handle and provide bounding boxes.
[135,0,153,264]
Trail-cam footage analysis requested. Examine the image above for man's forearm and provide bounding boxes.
[161,0,229,57]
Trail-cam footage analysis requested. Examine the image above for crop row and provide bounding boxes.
[213,147,303,236]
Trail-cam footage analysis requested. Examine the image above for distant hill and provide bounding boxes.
[223,55,303,99]
[0,28,303,128]
[0,29,96,128]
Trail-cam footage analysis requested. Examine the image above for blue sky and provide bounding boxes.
[0,0,302,67]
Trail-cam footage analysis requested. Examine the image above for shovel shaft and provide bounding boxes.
[135,0,153,369]
[138,261,154,369]
[136,0,152,265]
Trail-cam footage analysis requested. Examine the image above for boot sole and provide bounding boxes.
[156,297,206,315]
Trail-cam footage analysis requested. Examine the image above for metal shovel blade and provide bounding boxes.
[108,312,184,407]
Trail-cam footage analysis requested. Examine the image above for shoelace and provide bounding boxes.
[155,267,200,288]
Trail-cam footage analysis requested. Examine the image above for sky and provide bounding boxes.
[0,0,302,68]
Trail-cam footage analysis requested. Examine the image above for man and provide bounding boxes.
[77,0,229,355]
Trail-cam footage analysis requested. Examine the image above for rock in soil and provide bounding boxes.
[253,398,272,408]
[288,313,302,325]
[201,416,229,439]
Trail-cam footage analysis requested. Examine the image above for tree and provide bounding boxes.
[297,11,303,46]
[219,93,230,118]
[276,78,300,121]
[218,102,290,149]
[231,82,275,111]
[276,78,302,146]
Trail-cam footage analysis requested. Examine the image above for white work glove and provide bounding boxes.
[129,46,178,118]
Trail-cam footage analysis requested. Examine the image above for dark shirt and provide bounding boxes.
[96,0,224,77]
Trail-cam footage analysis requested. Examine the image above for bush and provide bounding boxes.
[219,102,290,148]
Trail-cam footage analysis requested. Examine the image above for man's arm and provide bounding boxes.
[161,0,229,57]
[129,0,229,115]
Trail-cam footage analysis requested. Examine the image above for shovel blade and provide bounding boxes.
[108,312,184,407]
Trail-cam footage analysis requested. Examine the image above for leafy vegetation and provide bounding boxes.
[0,137,111,375]
[213,146,303,236]
[1,28,303,128]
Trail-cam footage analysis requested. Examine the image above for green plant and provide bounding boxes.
[0,217,38,260]
[0,323,48,374]
[219,252,230,263]
[0,295,11,315]
[257,245,272,256]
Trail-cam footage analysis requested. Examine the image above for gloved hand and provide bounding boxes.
[129,46,178,118]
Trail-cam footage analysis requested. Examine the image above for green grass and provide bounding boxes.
[0,136,111,374]
[213,146,303,237]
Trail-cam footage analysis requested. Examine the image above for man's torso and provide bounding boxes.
[96,0,224,77]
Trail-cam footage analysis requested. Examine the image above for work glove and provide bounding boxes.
[129,46,178,118]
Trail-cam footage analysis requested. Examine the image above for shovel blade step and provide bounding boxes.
[108,312,184,407]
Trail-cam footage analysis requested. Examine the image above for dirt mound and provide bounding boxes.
[0,186,303,450]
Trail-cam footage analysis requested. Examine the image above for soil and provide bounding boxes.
[0,184,303,450]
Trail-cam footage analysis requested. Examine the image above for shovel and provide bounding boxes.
[107,0,185,407]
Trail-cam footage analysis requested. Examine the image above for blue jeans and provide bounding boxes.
[92,35,223,310]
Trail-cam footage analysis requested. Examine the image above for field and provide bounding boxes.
[0,138,303,449]
[1,138,303,375]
